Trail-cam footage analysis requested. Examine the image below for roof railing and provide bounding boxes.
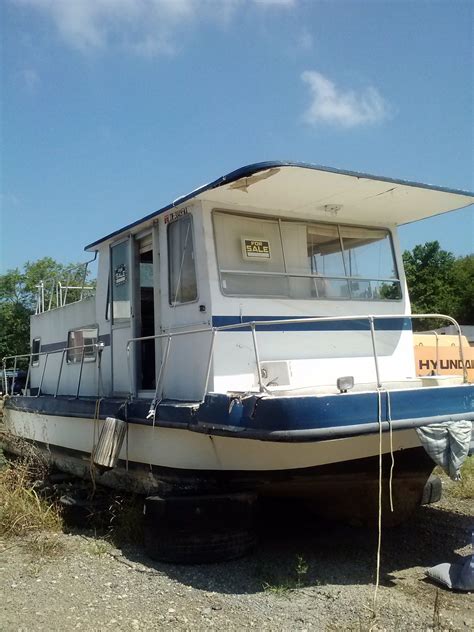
[35,255,97,314]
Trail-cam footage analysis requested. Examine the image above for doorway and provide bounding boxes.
[135,234,155,391]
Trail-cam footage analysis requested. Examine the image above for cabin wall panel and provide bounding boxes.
[211,329,415,392]
[29,297,99,396]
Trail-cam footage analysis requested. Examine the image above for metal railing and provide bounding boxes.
[2,313,467,402]
[126,313,468,402]
[35,255,97,314]
[2,343,103,398]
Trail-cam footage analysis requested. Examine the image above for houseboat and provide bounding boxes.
[2,162,473,562]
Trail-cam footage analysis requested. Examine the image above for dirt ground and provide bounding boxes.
[1,474,473,632]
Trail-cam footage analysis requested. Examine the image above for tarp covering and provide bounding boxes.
[416,420,472,480]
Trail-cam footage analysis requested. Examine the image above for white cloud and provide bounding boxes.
[301,70,391,128]
[12,0,297,57]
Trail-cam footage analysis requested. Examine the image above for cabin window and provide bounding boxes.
[110,240,131,322]
[167,214,198,304]
[67,327,98,364]
[31,338,41,366]
[213,211,401,301]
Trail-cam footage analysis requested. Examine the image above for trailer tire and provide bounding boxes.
[144,526,257,564]
[143,492,258,563]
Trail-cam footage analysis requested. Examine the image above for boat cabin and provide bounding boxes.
[25,162,474,402]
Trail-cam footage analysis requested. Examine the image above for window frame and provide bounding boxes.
[31,338,41,367]
[167,213,199,306]
[212,209,402,302]
[66,326,99,364]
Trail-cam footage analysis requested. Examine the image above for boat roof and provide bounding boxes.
[85,161,474,250]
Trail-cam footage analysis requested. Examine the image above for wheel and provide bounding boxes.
[144,526,257,564]
[143,492,257,564]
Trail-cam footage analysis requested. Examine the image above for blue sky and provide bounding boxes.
[1,0,473,274]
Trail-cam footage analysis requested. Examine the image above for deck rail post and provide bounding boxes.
[250,323,264,393]
[38,353,49,397]
[24,353,32,396]
[10,357,18,396]
[368,316,382,389]
[54,350,65,398]
[201,329,217,401]
[76,345,86,399]
[2,360,7,395]
[155,335,172,401]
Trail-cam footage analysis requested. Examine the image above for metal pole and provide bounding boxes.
[24,354,32,396]
[11,357,18,395]
[76,345,86,399]
[155,335,172,400]
[2,361,7,395]
[452,322,468,383]
[80,263,88,301]
[250,323,264,392]
[369,316,382,389]
[127,341,134,400]
[54,350,65,398]
[38,353,49,397]
[48,278,55,311]
[201,329,217,401]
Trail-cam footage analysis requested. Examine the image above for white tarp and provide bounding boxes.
[416,419,472,480]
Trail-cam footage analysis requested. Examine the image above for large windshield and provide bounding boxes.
[213,211,401,300]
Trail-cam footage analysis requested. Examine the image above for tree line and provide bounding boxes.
[1,242,473,360]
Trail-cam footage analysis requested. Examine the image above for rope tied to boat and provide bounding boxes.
[372,387,395,616]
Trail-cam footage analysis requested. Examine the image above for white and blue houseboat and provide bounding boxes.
[2,162,473,561]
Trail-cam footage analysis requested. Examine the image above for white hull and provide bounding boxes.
[4,408,421,472]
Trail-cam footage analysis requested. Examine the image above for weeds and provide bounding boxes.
[260,553,311,595]
[88,540,111,557]
[107,493,144,547]
[0,457,63,538]
[24,533,66,559]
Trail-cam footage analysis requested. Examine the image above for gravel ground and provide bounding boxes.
[1,477,473,632]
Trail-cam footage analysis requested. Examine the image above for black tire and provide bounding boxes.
[144,526,257,564]
[144,492,257,530]
[143,492,258,563]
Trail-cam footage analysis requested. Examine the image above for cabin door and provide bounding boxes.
[133,229,159,394]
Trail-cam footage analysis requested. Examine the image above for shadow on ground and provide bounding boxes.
[117,498,472,595]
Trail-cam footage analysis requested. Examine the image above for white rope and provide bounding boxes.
[387,390,394,512]
[373,388,383,613]
[372,387,395,616]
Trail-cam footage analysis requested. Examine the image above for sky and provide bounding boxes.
[1,0,473,275]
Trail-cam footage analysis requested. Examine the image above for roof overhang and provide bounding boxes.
[85,161,474,250]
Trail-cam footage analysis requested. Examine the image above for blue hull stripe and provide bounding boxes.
[6,385,474,443]
[211,316,412,332]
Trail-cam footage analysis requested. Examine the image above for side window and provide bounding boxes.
[110,240,131,322]
[31,338,41,366]
[167,215,198,305]
[67,327,98,364]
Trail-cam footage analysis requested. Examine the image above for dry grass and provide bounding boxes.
[0,457,63,538]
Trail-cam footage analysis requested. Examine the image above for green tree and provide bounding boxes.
[1,257,93,360]
[403,241,473,329]
[451,254,474,324]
